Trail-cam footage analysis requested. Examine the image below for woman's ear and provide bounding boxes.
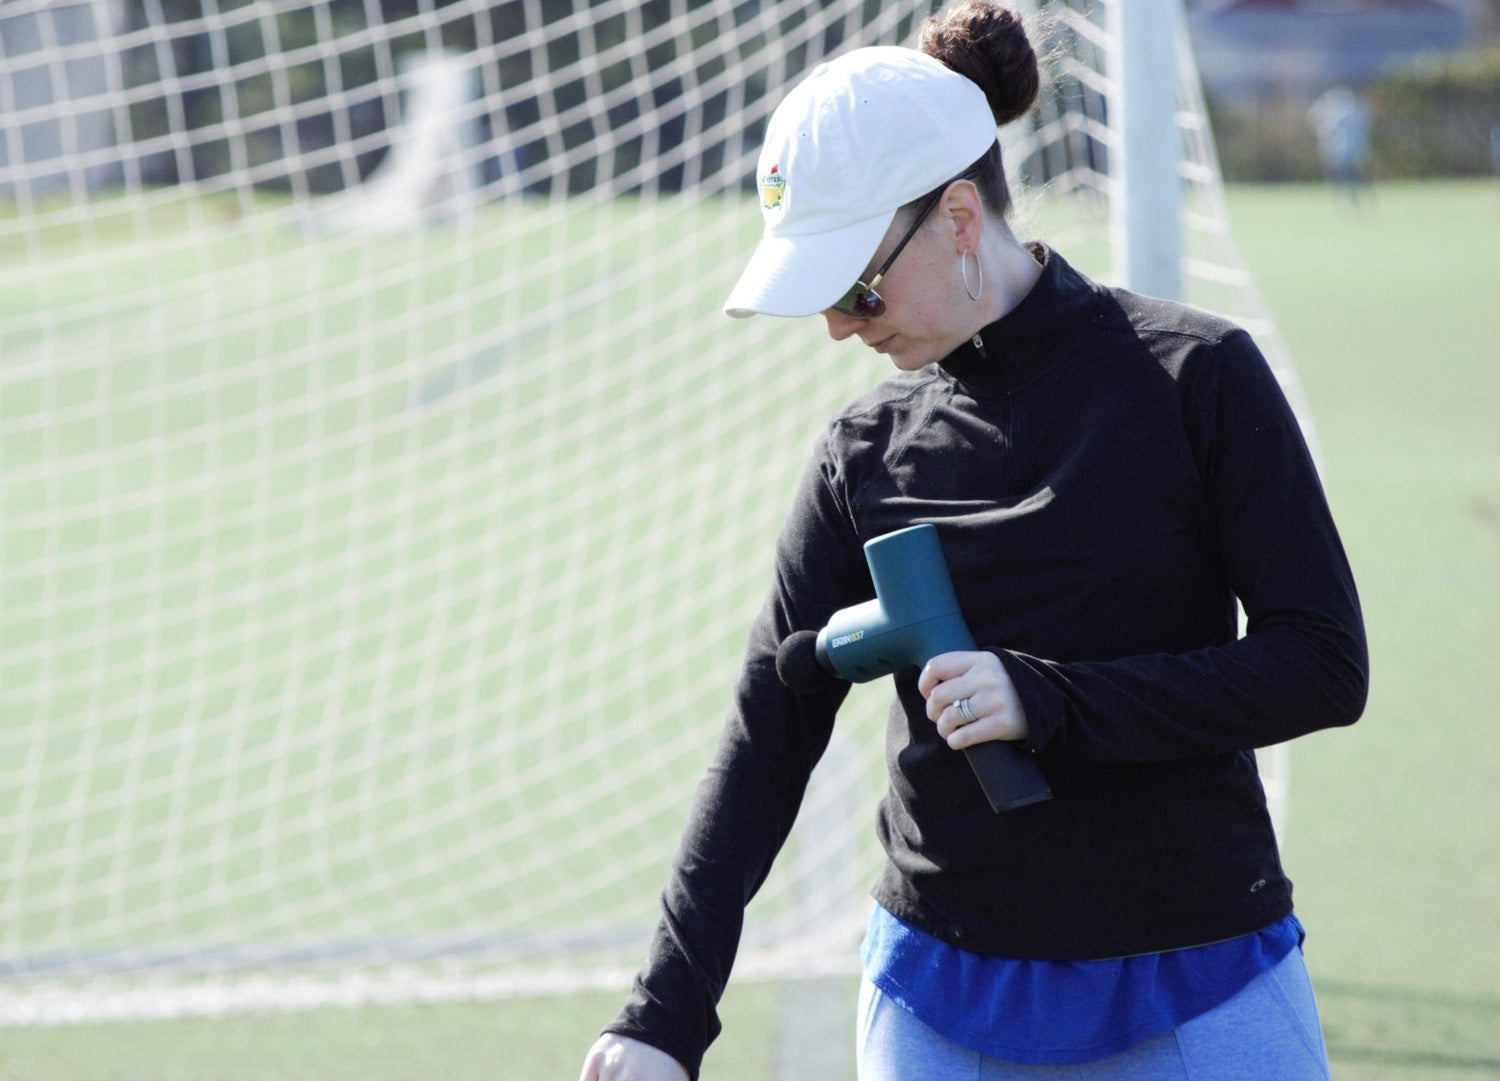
[940,180,986,253]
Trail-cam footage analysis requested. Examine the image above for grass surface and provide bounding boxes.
[1225,180,1500,1079]
[1,180,1497,1079]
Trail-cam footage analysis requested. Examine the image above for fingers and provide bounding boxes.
[916,651,977,698]
[943,704,1017,750]
[918,650,1029,749]
[919,651,993,721]
[926,675,981,723]
[580,1044,602,1081]
[581,1035,691,1081]
[933,689,990,738]
[934,692,1020,748]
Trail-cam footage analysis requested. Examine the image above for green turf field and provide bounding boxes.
[1226,180,1500,1079]
[0,180,1496,1079]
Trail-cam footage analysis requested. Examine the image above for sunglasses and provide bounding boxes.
[829,185,948,319]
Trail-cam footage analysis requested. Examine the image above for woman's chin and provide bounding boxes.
[886,345,937,372]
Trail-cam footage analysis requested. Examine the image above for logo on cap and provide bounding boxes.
[760,164,785,212]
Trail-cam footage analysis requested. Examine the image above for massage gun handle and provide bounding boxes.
[916,627,1052,812]
[961,738,1052,813]
[859,524,1053,813]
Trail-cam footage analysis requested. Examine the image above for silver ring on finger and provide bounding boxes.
[955,697,978,724]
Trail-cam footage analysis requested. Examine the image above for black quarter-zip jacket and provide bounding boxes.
[605,245,1368,1079]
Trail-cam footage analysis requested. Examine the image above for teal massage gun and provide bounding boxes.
[777,524,1052,813]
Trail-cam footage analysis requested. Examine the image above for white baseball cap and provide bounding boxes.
[723,46,998,319]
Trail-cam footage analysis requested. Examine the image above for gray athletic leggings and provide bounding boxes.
[856,947,1331,1081]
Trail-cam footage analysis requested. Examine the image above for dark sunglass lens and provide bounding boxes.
[833,284,883,319]
[832,286,864,316]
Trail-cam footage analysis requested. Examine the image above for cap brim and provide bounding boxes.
[722,208,896,319]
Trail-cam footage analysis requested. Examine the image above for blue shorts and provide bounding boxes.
[856,946,1331,1081]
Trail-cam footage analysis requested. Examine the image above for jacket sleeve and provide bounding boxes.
[998,329,1368,763]
[600,432,868,1079]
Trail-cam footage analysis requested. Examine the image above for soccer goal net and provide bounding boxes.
[0,0,1307,1023]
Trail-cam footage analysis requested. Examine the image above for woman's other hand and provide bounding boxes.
[580,1034,690,1081]
[918,651,1028,750]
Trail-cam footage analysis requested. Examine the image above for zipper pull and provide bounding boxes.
[971,333,987,359]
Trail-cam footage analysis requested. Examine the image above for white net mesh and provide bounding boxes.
[0,0,1304,1022]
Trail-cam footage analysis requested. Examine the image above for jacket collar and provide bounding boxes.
[937,242,1103,393]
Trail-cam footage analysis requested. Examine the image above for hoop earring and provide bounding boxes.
[961,248,983,302]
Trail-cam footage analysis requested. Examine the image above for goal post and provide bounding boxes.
[0,0,1308,1024]
[1107,0,1184,301]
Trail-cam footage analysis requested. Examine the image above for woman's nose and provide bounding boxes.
[822,309,862,341]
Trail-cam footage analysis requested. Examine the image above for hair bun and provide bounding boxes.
[919,1,1039,127]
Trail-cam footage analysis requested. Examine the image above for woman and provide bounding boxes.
[582,4,1367,1079]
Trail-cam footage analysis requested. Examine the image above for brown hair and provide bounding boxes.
[907,1,1040,220]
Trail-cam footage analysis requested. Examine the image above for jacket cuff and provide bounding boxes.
[988,648,1066,755]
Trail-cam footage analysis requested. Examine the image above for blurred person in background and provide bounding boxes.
[1308,86,1373,207]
